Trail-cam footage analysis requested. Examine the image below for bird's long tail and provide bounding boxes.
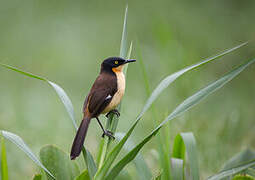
[70,116,91,160]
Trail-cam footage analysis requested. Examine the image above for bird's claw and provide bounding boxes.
[106,109,120,118]
[102,130,115,139]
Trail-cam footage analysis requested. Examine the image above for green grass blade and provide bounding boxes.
[106,58,255,179]
[0,63,97,177]
[1,130,54,178]
[48,81,77,129]
[222,149,255,171]
[81,148,97,179]
[1,133,8,180]
[207,159,255,180]
[0,63,45,81]
[137,42,248,119]
[0,63,77,129]
[119,5,128,58]
[171,158,184,180]
[173,133,199,180]
[115,133,152,180]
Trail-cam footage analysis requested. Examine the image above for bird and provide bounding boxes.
[70,57,136,160]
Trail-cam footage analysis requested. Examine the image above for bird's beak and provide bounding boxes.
[124,59,136,64]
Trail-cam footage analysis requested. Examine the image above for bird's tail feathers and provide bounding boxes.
[70,116,91,160]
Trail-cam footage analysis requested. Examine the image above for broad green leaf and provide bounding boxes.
[106,58,255,179]
[75,170,90,180]
[40,145,79,180]
[115,133,152,180]
[1,130,54,178]
[222,149,255,170]
[171,158,184,180]
[1,133,8,180]
[172,133,199,180]
[0,63,97,177]
[33,174,42,180]
[207,159,255,180]
[138,42,248,119]
[172,135,185,160]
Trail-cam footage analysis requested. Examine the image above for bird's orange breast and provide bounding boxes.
[102,70,125,114]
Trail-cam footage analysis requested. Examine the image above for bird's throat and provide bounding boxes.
[112,65,124,73]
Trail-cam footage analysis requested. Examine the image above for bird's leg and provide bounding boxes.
[106,109,120,118]
[96,117,115,139]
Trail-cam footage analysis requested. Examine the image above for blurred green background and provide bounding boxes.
[0,0,255,179]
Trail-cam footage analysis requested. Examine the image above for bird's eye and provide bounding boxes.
[114,61,118,64]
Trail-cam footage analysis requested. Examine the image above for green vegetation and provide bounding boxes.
[0,1,255,179]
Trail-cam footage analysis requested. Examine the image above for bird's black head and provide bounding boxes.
[101,57,136,73]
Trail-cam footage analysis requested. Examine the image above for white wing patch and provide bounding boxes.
[105,94,112,100]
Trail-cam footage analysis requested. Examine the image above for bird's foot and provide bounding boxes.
[102,130,115,139]
[106,109,120,118]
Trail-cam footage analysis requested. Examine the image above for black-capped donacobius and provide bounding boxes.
[70,57,136,160]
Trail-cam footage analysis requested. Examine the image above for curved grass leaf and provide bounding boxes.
[40,145,79,180]
[1,133,8,180]
[82,148,97,179]
[120,5,128,58]
[138,42,248,119]
[222,149,255,171]
[172,132,199,180]
[1,130,54,178]
[48,81,77,129]
[115,132,152,180]
[105,58,255,179]
[0,63,97,177]
[0,63,77,130]
[207,159,255,180]
[171,158,184,180]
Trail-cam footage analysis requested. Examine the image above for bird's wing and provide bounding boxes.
[87,89,113,117]
[83,73,117,117]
